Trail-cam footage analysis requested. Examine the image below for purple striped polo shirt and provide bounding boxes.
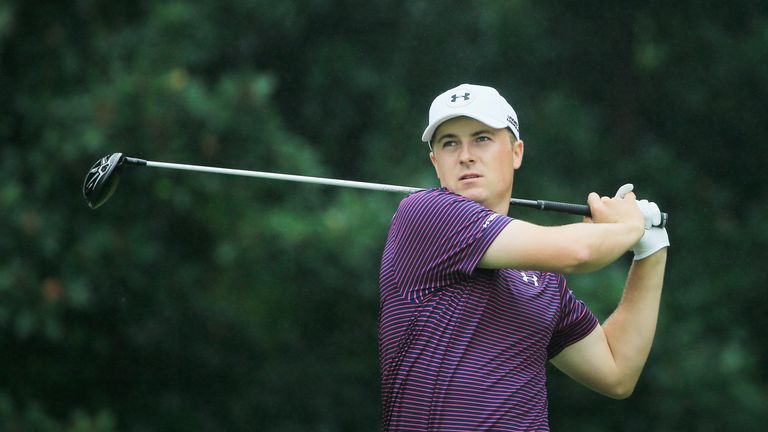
[378,188,598,431]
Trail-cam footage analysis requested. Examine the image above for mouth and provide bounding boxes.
[459,173,482,182]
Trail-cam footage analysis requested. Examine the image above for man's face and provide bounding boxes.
[429,116,524,213]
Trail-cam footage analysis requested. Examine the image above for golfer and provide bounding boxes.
[378,84,669,431]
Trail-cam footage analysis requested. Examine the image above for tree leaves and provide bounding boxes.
[2,0,766,430]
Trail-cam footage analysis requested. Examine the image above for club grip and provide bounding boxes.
[536,200,592,217]
[510,198,668,228]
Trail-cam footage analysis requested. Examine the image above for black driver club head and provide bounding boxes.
[82,153,125,209]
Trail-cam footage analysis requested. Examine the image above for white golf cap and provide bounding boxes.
[421,83,520,142]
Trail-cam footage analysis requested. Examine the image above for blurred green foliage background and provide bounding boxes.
[2,0,767,430]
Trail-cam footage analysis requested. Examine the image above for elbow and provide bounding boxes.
[607,387,634,400]
[603,381,637,400]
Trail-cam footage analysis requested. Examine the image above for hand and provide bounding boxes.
[614,184,670,260]
[586,185,644,232]
[614,184,662,229]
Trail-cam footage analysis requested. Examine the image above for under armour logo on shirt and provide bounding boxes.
[520,272,539,286]
[450,92,470,103]
[482,213,499,228]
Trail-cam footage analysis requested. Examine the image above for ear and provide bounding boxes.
[429,151,441,181]
[512,139,524,170]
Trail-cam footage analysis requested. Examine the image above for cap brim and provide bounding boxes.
[421,114,509,142]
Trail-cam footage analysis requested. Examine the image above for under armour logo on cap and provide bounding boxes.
[447,91,472,107]
[450,92,470,103]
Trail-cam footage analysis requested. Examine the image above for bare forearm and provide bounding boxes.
[479,220,643,273]
[602,249,667,391]
[569,222,644,273]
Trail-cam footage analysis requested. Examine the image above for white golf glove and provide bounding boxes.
[636,199,662,229]
[632,227,670,260]
[614,183,670,260]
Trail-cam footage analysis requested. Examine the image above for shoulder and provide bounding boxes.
[399,188,469,209]
[396,188,489,220]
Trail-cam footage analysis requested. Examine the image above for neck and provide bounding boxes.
[489,199,511,215]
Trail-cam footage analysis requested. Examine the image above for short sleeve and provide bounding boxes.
[547,276,599,359]
[385,188,512,302]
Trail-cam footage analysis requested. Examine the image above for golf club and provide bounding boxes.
[82,153,668,227]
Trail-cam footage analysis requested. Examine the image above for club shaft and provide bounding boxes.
[127,158,667,227]
[144,160,423,194]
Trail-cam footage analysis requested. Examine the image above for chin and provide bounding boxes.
[455,188,488,205]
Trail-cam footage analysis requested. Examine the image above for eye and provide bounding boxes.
[475,135,492,142]
[441,140,458,149]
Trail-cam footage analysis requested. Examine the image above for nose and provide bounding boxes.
[458,141,475,164]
